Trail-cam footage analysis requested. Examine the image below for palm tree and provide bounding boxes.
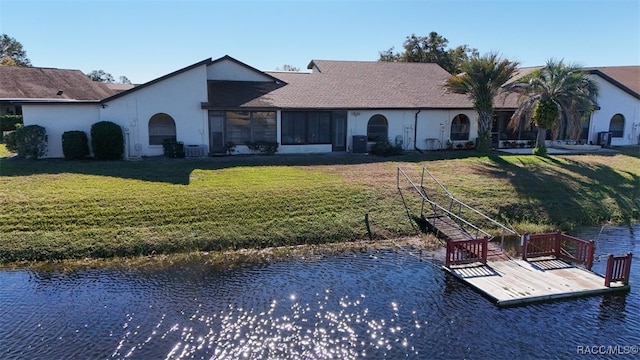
[506,59,599,154]
[444,53,519,152]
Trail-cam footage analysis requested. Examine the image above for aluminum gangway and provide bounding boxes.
[397,165,519,250]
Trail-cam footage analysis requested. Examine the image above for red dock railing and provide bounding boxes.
[522,231,595,270]
[445,237,489,267]
[604,253,633,287]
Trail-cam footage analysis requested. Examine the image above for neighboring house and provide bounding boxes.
[586,67,640,146]
[0,65,129,115]
[16,56,640,158]
[493,66,640,147]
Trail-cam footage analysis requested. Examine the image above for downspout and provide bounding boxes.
[414,109,423,153]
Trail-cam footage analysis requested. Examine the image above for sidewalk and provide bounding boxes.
[497,146,617,155]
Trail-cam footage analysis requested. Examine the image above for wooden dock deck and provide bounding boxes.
[425,215,476,241]
[444,257,630,307]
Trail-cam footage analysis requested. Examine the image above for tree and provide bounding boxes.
[86,70,115,83]
[0,34,31,66]
[443,53,520,152]
[506,59,599,155]
[118,76,132,84]
[278,64,300,72]
[379,32,477,74]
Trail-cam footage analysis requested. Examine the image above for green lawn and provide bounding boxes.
[0,144,12,158]
[1,144,639,263]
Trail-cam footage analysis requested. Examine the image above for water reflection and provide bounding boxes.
[598,294,627,323]
[0,225,637,359]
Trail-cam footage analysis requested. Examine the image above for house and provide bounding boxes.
[19,56,476,158]
[16,56,640,158]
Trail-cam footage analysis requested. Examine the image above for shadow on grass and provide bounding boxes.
[612,145,640,159]
[0,150,486,185]
[484,152,640,227]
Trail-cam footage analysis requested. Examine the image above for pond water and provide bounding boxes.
[0,225,638,359]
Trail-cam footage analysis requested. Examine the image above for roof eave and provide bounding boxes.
[11,99,101,105]
[588,69,640,100]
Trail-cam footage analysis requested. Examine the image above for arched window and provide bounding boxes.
[450,114,470,141]
[148,113,176,145]
[609,114,625,138]
[367,114,388,141]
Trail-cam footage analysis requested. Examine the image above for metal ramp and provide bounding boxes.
[397,165,520,265]
[397,165,519,249]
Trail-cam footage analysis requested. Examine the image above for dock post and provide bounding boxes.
[445,241,451,267]
[554,230,562,258]
[482,237,488,264]
[604,254,614,287]
[623,253,633,285]
[521,233,529,260]
[586,240,595,270]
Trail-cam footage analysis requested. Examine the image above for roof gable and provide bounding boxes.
[101,58,212,103]
[207,55,284,83]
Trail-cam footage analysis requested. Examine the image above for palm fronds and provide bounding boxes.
[444,53,519,151]
[506,59,599,142]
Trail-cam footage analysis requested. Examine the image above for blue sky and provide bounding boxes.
[1,0,638,84]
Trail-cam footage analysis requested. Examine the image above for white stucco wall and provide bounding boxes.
[21,103,101,158]
[101,64,210,157]
[207,60,274,82]
[590,75,640,146]
[345,109,478,152]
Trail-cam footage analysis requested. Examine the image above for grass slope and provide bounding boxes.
[1,144,638,263]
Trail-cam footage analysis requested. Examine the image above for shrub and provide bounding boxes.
[162,139,185,158]
[533,144,548,156]
[0,115,23,132]
[90,121,123,160]
[4,129,18,152]
[370,138,403,156]
[62,131,89,160]
[4,124,48,159]
[225,141,236,155]
[246,140,279,155]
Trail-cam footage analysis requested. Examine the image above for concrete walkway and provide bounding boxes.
[497,146,618,155]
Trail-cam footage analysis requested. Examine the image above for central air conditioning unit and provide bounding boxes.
[185,145,207,157]
[352,135,368,153]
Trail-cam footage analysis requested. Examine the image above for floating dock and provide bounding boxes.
[436,224,632,307]
[444,257,630,307]
[397,166,633,307]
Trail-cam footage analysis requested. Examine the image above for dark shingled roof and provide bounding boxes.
[495,65,640,108]
[270,60,472,109]
[0,66,120,100]
[587,66,640,99]
[204,60,473,110]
